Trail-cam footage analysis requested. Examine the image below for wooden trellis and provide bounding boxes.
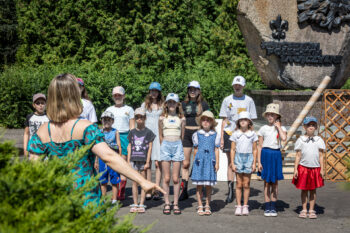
[320,89,350,181]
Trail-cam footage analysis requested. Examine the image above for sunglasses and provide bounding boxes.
[135,115,145,120]
[34,101,46,106]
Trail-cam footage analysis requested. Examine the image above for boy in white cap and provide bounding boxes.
[219,75,257,203]
[106,86,135,200]
[23,93,49,158]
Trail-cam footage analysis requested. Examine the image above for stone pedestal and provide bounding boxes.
[248,90,323,125]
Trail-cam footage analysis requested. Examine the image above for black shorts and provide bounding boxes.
[182,128,197,148]
[223,131,232,153]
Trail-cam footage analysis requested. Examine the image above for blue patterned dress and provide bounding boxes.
[191,130,221,186]
[27,119,105,206]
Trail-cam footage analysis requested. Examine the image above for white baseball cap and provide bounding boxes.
[101,111,114,120]
[112,86,125,95]
[165,93,179,103]
[232,76,246,86]
[134,107,146,116]
[188,80,200,89]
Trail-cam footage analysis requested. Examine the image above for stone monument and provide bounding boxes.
[237,0,350,89]
[237,0,350,123]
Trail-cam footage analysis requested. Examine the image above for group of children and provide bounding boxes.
[24,76,326,218]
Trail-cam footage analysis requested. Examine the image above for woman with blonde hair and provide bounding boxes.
[27,73,164,206]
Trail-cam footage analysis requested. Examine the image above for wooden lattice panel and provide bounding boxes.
[320,89,350,181]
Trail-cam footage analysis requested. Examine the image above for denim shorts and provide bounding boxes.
[160,140,184,162]
[234,152,254,174]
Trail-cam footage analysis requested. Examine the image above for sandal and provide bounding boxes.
[163,204,171,215]
[204,205,212,216]
[173,204,182,215]
[196,206,205,216]
[130,204,138,213]
[298,210,308,218]
[308,210,317,219]
[138,204,146,213]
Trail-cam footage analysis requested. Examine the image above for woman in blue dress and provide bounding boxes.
[28,73,165,206]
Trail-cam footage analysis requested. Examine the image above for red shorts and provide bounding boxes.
[292,165,324,190]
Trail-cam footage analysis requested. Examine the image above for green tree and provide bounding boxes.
[0,139,148,232]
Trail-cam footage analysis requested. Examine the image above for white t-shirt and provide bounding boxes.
[229,130,258,153]
[257,125,287,149]
[25,113,49,138]
[295,135,325,168]
[80,99,97,123]
[219,94,257,133]
[105,105,134,133]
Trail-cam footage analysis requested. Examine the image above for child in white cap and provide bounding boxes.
[127,108,156,213]
[179,80,210,201]
[23,93,49,158]
[219,75,257,203]
[105,86,135,200]
[159,93,185,215]
[94,110,121,205]
[230,111,258,216]
[292,116,325,219]
[257,103,287,217]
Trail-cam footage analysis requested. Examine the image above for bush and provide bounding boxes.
[0,62,264,128]
[0,139,147,232]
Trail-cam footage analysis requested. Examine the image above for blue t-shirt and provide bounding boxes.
[102,128,118,151]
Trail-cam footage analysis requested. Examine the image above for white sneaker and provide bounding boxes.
[111,200,118,204]
[264,210,271,217]
[270,210,278,217]
[242,205,249,216]
[235,205,242,216]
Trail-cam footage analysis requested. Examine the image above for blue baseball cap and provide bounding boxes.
[303,116,318,125]
[149,82,162,91]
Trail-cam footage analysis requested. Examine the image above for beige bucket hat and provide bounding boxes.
[196,110,218,127]
[262,103,281,117]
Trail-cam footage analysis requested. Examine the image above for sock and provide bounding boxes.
[265,202,271,211]
[270,201,276,211]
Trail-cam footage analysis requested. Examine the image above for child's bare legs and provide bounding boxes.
[271,181,278,201]
[101,184,108,196]
[309,189,316,212]
[155,161,162,187]
[236,173,243,206]
[196,185,204,207]
[172,161,181,206]
[226,152,234,182]
[264,182,271,202]
[132,180,139,205]
[243,174,251,206]
[301,190,308,211]
[161,161,171,206]
[139,170,147,206]
[111,184,118,200]
[205,186,212,206]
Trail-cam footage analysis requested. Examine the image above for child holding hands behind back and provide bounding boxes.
[292,116,325,219]
[191,110,220,216]
[127,108,156,213]
[230,111,258,216]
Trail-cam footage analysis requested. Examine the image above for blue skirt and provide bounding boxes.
[259,147,284,183]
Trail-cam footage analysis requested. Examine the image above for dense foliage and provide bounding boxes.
[0,63,264,128]
[0,139,146,232]
[14,0,248,72]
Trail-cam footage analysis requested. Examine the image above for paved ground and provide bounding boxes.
[115,180,350,233]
